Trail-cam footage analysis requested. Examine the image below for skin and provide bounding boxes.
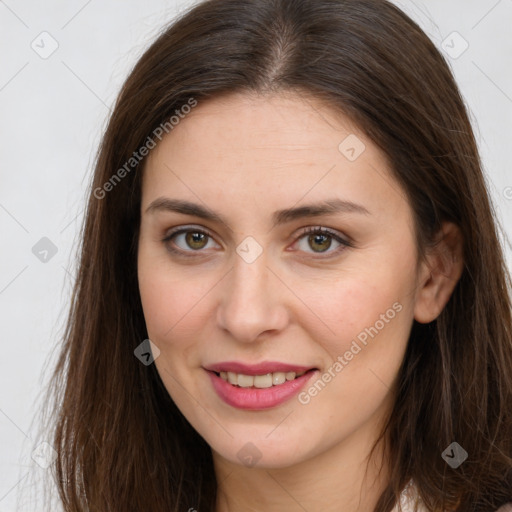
[137,90,463,512]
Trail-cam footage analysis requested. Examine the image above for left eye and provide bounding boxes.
[162,226,350,256]
[293,227,350,255]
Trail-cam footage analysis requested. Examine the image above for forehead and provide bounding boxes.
[140,91,407,222]
[153,90,361,155]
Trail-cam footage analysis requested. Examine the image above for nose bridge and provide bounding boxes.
[232,253,269,303]
[217,250,287,342]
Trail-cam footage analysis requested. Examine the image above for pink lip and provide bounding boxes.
[205,367,318,410]
[204,361,315,375]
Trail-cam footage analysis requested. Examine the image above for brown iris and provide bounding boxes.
[308,233,332,252]
[186,231,208,250]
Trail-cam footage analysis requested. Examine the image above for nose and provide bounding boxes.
[216,251,290,343]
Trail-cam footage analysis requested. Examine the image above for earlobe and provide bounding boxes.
[413,222,464,324]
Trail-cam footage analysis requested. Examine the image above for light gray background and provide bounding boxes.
[1,1,511,510]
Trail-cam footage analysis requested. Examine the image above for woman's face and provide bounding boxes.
[137,91,423,469]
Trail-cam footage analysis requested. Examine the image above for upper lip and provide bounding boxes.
[204,361,316,375]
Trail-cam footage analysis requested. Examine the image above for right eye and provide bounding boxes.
[162,226,220,256]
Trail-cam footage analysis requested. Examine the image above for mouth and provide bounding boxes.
[204,363,319,410]
[211,368,317,388]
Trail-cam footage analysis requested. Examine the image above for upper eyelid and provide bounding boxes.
[163,225,219,243]
[163,224,346,239]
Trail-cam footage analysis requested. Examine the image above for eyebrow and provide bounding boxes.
[144,197,370,228]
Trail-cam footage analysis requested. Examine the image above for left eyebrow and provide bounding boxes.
[272,198,371,226]
[144,197,371,228]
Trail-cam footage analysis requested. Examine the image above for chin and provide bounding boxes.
[208,431,317,470]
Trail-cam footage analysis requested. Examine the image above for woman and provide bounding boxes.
[41,0,512,510]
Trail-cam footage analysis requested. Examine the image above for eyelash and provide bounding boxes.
[161,225,353,259]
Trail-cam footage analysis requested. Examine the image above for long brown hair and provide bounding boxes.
[39,0,512,510]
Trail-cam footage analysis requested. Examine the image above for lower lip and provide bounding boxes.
[206,369,318,410]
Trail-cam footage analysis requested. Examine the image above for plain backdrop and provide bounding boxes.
[1,0,511,510]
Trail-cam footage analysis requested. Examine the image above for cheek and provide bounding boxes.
[138,270,177,342]
[137,259,204,399]
[306,278,407,339]
[300,258,416,372]
[297,277,413,432]
[137,245,213,344]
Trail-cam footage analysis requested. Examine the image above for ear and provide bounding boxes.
[414,222,464,324]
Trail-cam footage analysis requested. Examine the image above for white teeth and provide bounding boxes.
[218,370,309,387]
[237,374,254,388]
[272,372,286,385]
[253,374,273,388]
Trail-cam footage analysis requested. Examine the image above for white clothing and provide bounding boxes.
[390,480,427,512]
[391,480,512,512]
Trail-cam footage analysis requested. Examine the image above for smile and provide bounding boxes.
[205,367,318,410]
[217,370,308,388]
